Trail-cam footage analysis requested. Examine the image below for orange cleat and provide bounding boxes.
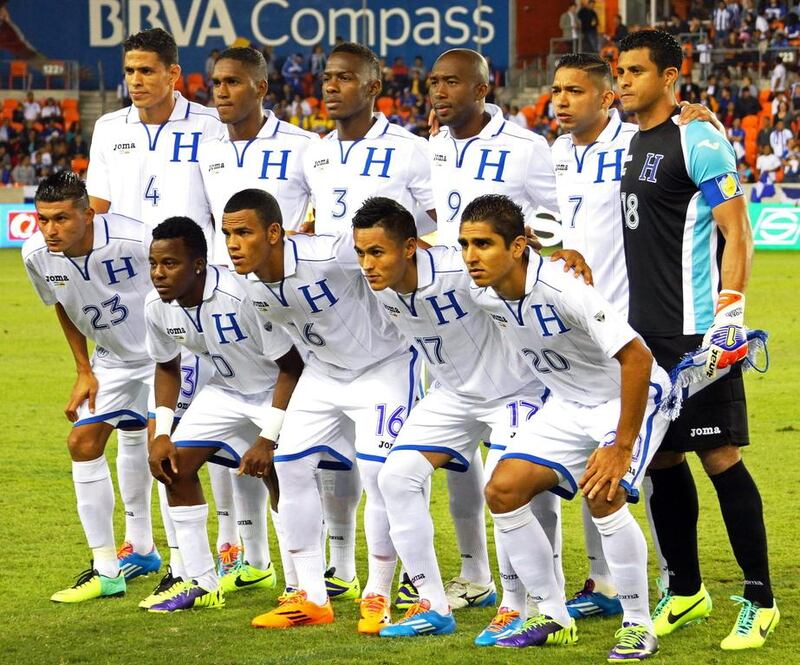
[251,589,334,629]
[357,593,391,634]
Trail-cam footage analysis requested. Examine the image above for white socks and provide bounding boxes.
[357,459,397,599]
[320,467,361,582]
[530,490,565,594]
[232,473,270,570]
[73,456,118,578]
[494,524,527,615]
[157,481,186,579]
[169,503,217,591]
[276,455,327,605]
[447,447,491,584]
[581,499,616,595]
[271,508,298,589]
[593,505,652,630]
[492,503,569,626]
[379,451,449,615]
[207,463,238,553]
[116,428,154,554]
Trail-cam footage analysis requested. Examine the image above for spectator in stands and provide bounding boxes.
[689,0,711,20]
[774,98,793,126]
[11,153,36,185]
[771,56,788,93]
[0,118,12,143]
[726,0,743,29]
[560,2,579,49]
[577,0,599,51]
[714,0,732,43]
[756,143,782,181]
[281,53,304,95]
[40,97,61,122]
[205,48,220,85]
[22,92,40,123]
[758,115,774,148]
[69,131,88,157]
[310,43,326,97]
[764,0,787,21]
[410,55,427,80]
[507,105,528,128]
[680,74,700,102]
[770,118,793,157]
[610,13,628,42]
[391,57,410,89]
[288,94,311,124]
[738,159,755,183]
[1,154,12,184]
[729,116,747,161]
[785,11,800,38]
[739,73,757,98]
[697,33,713,80]
[735,85,760,117]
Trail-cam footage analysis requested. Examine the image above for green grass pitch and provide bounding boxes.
[0,248,795,664]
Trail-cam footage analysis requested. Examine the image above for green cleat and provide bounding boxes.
[219,561,276,594]
[325,566,361,601]
[138,567,189,609]
[51,565,126,603]
[720,596,780,650]
[651,583,712,637]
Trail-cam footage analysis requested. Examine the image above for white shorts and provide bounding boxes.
[74,351,151,429]
[172,384,270,468]
[274,351,420,469]
[391,381,548,472]
[147,350,215,421]
[498,385,670,503]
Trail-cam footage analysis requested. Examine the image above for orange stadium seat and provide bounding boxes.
[174,75,186,94]
[8,60,27,88]
[376,96,395,116]
[63,107,80,130]
[61,98,78,111]
[759,89,772,103]
[186,72,206,100]
[521,105,537,128]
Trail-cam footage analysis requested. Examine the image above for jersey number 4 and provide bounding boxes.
[144,176,160,206]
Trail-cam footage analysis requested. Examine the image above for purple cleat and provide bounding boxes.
[148,582,224,613]
[607,623,659,661]
[494,613,577,648]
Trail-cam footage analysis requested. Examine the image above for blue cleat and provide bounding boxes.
[474,608,523,646]
[117,542,161,581]
[379,599,456,637]
[607,623,659,661]
[495,614,577,648]
[567,579,623,619]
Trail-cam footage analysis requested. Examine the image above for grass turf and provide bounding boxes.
[0,247,795,664]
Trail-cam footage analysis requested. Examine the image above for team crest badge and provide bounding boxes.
[715,173,742,200]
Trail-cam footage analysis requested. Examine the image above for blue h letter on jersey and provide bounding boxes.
[531,304,571,337]
[259,150,290,180]
[212,313,248,344]
[361,147,394,178]
[476,149,510,182]
[594,148,626,183]
[425,290,468,325]
[298,279,338,313]
[102,257,137,285]
[170,132,202,163]
[638,152,664,183]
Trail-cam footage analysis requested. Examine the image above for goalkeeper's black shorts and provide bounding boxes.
[645,333,749,453]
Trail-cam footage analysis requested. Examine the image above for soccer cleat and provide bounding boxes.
[394,573,420,610]
[251,589,334,628]
[567,579,624,619]
[651,583,712,637]
[443,576,497,609]
[117,542,161,581]
[216,542,242,577]
[720,596,780,650]
[219,561,276,594]
[607,623,659,661]
[474,607,523,646]
[51,564,126,603]
[494,614,577,648]
[148,582,224,612]
[379,599,456,638]
[357,593,391,634]
[324,567,361,601]
[138,567,189,609]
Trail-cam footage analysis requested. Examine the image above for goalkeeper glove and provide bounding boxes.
[703,289,747,378]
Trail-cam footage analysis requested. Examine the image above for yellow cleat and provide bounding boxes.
[357,593,391,634]
[720,596,779,650]
[651,583,712,637]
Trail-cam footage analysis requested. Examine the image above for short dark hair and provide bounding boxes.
[619,29,683,72]
[217,47,267,80]
[123,28,178,67]
[460,195,524,248]
[352,197,417,243]
[35,171,89,209]
[224,189,283,230]
[554,52,613,88]
[330,42,381,80]
[152,217,207,260]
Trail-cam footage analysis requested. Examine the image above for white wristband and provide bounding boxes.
[154,406,175,438]
[259,407,286,442]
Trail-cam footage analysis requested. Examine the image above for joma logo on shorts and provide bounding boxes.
[690,426,722,437]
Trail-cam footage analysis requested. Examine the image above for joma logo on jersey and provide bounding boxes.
[433,153,447,163]
[252,300,270,310]
[491,313,508,327]
[555,162,569,174]
[45,274,69,283]
[690,426,722,437]
[167,327,186,335]
[113,142,135,152]
[206,162,225,174]
[313,158,329,169]
[383,304,401,317]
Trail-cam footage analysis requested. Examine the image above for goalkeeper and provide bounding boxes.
[617,29,777,652]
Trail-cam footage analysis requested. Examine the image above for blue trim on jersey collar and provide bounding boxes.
[338,136,364,164]
[142,121,168,151]
[572,142,597,174]
[450,135,481,168]
[231,137,257,167]
[59,218,111,280]
[394,249,436,316]
[498,251,542,326]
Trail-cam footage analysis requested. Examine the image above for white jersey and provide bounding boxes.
[22,213,152,363]
[430,103,559,246]
[373,245,543,400]
[304,113,435,234]
[469,251,668,406]
[199,111,318,263]
[244,233,408,380]
[144,265,293,395]
[551,109,634,317]
[87,92,225,246]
